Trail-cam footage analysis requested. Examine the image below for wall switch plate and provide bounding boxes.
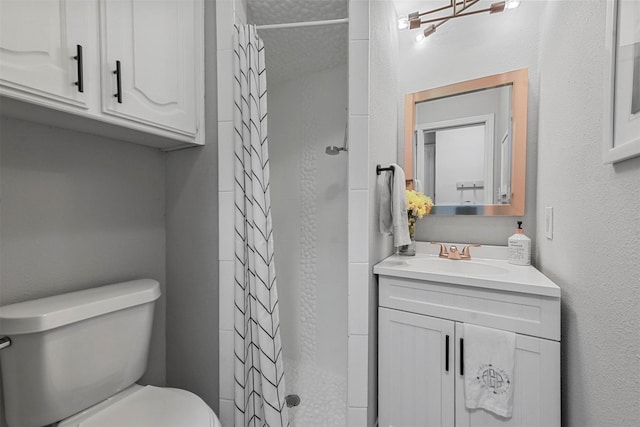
[545,207,553,240]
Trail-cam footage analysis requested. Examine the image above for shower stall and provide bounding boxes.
[217,0,364,425]
[260,17,349,427]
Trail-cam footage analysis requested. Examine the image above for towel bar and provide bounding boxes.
[376,164,395,175]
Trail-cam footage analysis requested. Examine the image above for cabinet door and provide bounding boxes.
[379,308,455,427]
[100,0,197,136]
[0,0,94,108]
[455,323,560,427]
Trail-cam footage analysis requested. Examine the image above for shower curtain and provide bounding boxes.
[232,25,289,427]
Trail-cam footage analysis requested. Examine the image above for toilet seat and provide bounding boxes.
[58,385,221,427]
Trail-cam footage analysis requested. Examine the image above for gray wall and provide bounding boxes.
[0,117,166,425]
[164,0,219,412]
[536,2,640,426]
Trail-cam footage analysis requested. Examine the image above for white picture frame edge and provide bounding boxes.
[603,0,640,164]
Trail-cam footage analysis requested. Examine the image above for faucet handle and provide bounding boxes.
[448,245,462,260]
[461,244,481,259]
[431,242,449,258]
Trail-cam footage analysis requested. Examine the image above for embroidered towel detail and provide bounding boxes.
[464,323,516,418]
[378,163,411,247]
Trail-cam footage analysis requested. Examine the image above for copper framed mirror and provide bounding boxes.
[404,68,528,216]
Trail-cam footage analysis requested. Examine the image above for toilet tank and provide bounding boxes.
[0,279,161,427]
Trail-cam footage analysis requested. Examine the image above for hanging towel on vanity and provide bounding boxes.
[378,163,411,247]
[464,323,516,418]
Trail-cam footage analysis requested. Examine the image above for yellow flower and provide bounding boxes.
[405,189,433,238]
[406,189,433,220]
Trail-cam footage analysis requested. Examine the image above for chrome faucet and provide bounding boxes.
[431,242,481,260]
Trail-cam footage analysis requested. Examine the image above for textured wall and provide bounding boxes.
[396,1,543,248]
[164,0,219,411]
[246,0,347,85]
[536,2,640,426]
[0,118,166,425]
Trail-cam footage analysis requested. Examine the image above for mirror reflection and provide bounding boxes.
[414,85,512,206]
[404,69,528,216]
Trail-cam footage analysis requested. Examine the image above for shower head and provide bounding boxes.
[325,146,345,155]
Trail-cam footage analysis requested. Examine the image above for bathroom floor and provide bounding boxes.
[284,358,347,426]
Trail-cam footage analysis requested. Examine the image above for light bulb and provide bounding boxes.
[506,0,520,9]
[415,32,425,43]
[398,17,409,30]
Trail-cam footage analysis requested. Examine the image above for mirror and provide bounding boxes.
[404,69,528,215]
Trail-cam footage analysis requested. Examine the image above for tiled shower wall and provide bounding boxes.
[216,0,246,424]
[269,64,349,373]
[346,0,373,425]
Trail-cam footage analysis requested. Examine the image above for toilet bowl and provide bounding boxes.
[0,279,221,427]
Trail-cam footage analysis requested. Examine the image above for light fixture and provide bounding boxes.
[416,25,436,43]
[402,0,520,40]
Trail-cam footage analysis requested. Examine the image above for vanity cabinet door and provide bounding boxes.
[454,323,560,427]
[379,308,455,427]
[0,0,96,109]
[100,0,198,137]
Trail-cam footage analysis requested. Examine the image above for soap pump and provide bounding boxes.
[508,221,531,265]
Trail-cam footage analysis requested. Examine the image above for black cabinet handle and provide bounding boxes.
[113,60,122,103]
[445,335,450,372]
[73,45,84,93]
[460,338,464,376]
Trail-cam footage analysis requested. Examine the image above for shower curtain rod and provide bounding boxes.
[255,18,348,30]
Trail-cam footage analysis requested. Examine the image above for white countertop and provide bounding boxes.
[374,244,561,298]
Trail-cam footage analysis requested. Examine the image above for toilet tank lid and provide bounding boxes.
[0,279,160,335]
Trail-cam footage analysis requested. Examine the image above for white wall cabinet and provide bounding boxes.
[0,0,203,150]
[377,275,561,427]
[0,0,97,110]
[100,0,197,137]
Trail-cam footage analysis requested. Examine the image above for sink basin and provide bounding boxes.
[403,257,510,276]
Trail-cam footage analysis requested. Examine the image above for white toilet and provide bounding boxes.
[0,279,222,427]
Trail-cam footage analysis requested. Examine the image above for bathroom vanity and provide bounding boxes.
[374,245,560,427]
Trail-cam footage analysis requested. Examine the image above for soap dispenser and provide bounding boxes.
[508,221,531,265]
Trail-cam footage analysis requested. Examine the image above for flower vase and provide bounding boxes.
[398,237,416,256]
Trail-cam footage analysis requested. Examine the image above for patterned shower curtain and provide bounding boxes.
[232,25,289,427]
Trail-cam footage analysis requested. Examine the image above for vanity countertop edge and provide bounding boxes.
[374,245,561,298]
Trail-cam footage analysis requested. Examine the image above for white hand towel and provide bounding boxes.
[378,170,393,234]
[378,163,411,247]
[464,323,516,418]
